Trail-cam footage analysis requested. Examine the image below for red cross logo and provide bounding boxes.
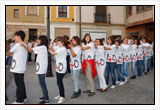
[70,63,74,69]
[137,56,140,60]
[56,64,59,70]
[123,57,125,62]
[108,57,112,62]
[144,53,146,56]
[131,56,133,62]
[97,61,101,66]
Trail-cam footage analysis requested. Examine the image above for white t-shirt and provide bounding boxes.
[69,46,82,70]
[28,42,32,48]
[115,46,123,64]
[129,44,137,62]
[33,46,48,74]
[142,43,151,57]
[55,46,67,73]
[121,44,130,62]
[82,42,95,60]
[10,42,28,73]
[104,44,117,63]
[95,46,105,66]
[137,45,143,60]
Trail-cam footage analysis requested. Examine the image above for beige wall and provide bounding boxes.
[108,6,126,24]
[81,6,94,23]
[126,6,153,25]
[6,6,45,24]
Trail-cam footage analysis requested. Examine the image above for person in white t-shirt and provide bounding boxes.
[135,39,143,76]
[121,38,130,83]
[147,40,153,73]
[104,36,117,89]
[115,40,125,86]
[68,36,82,98]
[7,31,28,104]
[81,33,97,96]
[95,39,107,92]
[129,38,137,79]
[49,37,67,104]
[142,37,151,75]
[21,35,49,104]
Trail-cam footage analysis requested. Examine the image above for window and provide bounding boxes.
[126,6,132,17]
[137,6,152,13]
[26,6,38,16]
[14,9,19,19]
[58,6,67,18]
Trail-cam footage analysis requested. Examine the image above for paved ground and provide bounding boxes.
[6,61,154,104]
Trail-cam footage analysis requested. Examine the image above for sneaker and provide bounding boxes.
[116,81,120,84]
[119,82,126,86]
[24,98,27,102]
[39,100,49,104]
[12,101,24,104]
[88,92,95,96]
[55,95,60,100]
[39,97,44,100]
[111,85,116,89]
[58,97,65,104]
[130,75,136,79]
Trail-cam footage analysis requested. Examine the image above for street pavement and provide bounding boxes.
[6,61,154,104]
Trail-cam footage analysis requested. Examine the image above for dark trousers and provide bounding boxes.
[28,52,32,62]
[38,74,49,100]
[56,72,65,97]
[14,73,27,102]
[66,55,70,73]
[35,54,37,62]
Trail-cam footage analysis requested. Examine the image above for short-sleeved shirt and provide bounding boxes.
[129,44,137,62]
[55,47,67,73]
[95,46,105,66]
[121,44,130,62]
[33,46,48,74]
[69,46,82,70]
[82,42,95,60]
[115,46,123,64]
[10,42,28,74]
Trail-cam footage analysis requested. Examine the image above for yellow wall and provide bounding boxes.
[51,6,74,22]
[6,6,45,24]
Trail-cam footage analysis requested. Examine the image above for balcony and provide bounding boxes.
[94,13,107,23]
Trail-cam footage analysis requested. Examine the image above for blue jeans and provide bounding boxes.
[38,74,49,100]
[105,62,116,86]
[129,62,136,76]
[136,60,143,76]
[116,64,125,82]
[71,69,80,92]
[122,62,129,77]
[147,57,152,71]
[143,56,148,72]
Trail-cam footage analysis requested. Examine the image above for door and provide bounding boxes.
[29,29,37,41]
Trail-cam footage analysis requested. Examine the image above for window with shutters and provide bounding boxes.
[137,6,152,13]
[14,9,19,19]
[58,6,68,18]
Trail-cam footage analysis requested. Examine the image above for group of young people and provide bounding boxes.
[6,30,154,104]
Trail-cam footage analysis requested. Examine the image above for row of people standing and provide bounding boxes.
[6,30,154,104]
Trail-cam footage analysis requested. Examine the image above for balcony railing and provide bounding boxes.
[94,13,107,23]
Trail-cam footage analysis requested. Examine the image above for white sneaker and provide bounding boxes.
[12,101,24,104]
[119,82,126,86]
[116,81,120,84]
[58,97,65,104]
[54,95,60,100]
[111,85,116,89]
[125,77,128,82]
[24,98,27,102]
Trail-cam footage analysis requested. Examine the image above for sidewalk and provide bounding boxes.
[6,62,154,104]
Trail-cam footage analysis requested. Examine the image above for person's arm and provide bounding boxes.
[20,43,33,53]
[69,44,77,58]
[104,45,111,50]
[48,49,57,55]
[81,46,91,50]
[6,51,13,57]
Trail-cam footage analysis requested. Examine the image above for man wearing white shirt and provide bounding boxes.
[7,31,28,104]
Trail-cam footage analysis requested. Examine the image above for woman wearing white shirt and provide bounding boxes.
[49,37,67,104]
[81,34,97,96]
[95,39,107,92]
[68,36,82,98]
[121,38,130,83]
[21,35,50,104]
[129,38,137,79]
[104,36,117,89]
[142,37,151,75]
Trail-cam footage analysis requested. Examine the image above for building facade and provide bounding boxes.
[126,6,154,41]
[6,6,47,42]
[50,6,126,41]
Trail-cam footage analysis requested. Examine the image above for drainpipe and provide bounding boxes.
[79,6,82,39]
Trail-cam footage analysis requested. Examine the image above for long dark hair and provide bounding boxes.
[57,37,68,48]
[82,33,92,45]
[38,35,48,49]
[72,36,81,46]
[96,39,103,45]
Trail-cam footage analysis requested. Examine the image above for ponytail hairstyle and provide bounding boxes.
[38,35,48,49]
